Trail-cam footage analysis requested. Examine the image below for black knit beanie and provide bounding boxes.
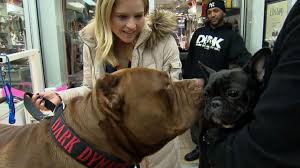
[207,0,226,13]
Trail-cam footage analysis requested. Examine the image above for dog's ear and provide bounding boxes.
[198,61,216,75]
[96,73,121,94]
[243,47,272,82]
[95,73,123,121]
[197,61,216,85]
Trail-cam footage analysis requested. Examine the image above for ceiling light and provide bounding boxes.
[67,2,85,9]
[83,0,96,6]
[67,2,85,13]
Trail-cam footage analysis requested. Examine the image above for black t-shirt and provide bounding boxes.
[105,62,131,73]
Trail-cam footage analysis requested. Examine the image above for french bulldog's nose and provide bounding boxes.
[211,100,223,109]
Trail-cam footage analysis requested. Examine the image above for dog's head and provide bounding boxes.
[93,67,204,160]
[203,48,271,128]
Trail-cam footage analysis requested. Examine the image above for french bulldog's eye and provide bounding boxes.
[226,89,240,98]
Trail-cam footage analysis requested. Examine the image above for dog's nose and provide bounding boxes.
[211,100,223,109]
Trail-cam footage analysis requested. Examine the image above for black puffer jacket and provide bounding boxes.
[203,1,300,168]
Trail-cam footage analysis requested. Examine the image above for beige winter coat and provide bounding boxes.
[59,10,182,168]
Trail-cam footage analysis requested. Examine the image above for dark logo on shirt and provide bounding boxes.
[196,35,224,51]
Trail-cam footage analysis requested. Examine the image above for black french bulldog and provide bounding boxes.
[201,48,272,141]
[198,47,272,168]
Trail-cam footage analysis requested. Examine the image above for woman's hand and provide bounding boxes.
[32,91,62,111]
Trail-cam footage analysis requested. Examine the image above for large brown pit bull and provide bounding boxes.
[0,68,203,168]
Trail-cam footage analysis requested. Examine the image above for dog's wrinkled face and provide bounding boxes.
[95,67,204,155]
[203,48,271,128]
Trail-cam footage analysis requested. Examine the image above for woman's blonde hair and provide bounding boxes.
[94,0,149,66]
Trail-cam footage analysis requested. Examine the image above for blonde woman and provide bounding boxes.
[33,0,182,167]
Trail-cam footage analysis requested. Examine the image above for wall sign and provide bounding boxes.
[264,0,288,48]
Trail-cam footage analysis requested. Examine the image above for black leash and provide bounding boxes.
[23,92,56,120]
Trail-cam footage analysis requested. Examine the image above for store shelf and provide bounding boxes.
[226,8,240,17]
[0,50,36,63]
[0,49,44,93]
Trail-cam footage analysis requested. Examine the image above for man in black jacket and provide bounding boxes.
[183,0,251,161]
[200,0,300,167]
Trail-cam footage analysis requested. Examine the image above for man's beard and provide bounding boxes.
[210,18,224,28]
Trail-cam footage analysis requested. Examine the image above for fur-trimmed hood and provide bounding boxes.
[143,9,177,48]
[79,10,177,49]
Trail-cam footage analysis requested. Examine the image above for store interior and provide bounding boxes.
[0,1,294,168]
[0,0,243,90]
[62,0,242,87]
[0,0,25,54]
[0,0,245,125]
[0,0,32,97]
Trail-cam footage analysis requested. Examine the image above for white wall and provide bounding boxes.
[149,0,156,14]
[37,0,68,88]
[289,0,297,12]
[23,0,45,92]
[244,0,265,55]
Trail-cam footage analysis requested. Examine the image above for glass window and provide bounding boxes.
[0,49,43,95]
[0,51,39,126]
[63,0,95,87]
[0,57,32,92]
[0,0,26,54]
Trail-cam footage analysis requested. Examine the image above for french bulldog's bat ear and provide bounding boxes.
[198,61,216,74]
[243,47,272,82]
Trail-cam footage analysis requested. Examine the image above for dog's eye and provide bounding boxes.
[226,89,240,98]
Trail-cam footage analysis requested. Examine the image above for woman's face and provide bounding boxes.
[111,0,146,44]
